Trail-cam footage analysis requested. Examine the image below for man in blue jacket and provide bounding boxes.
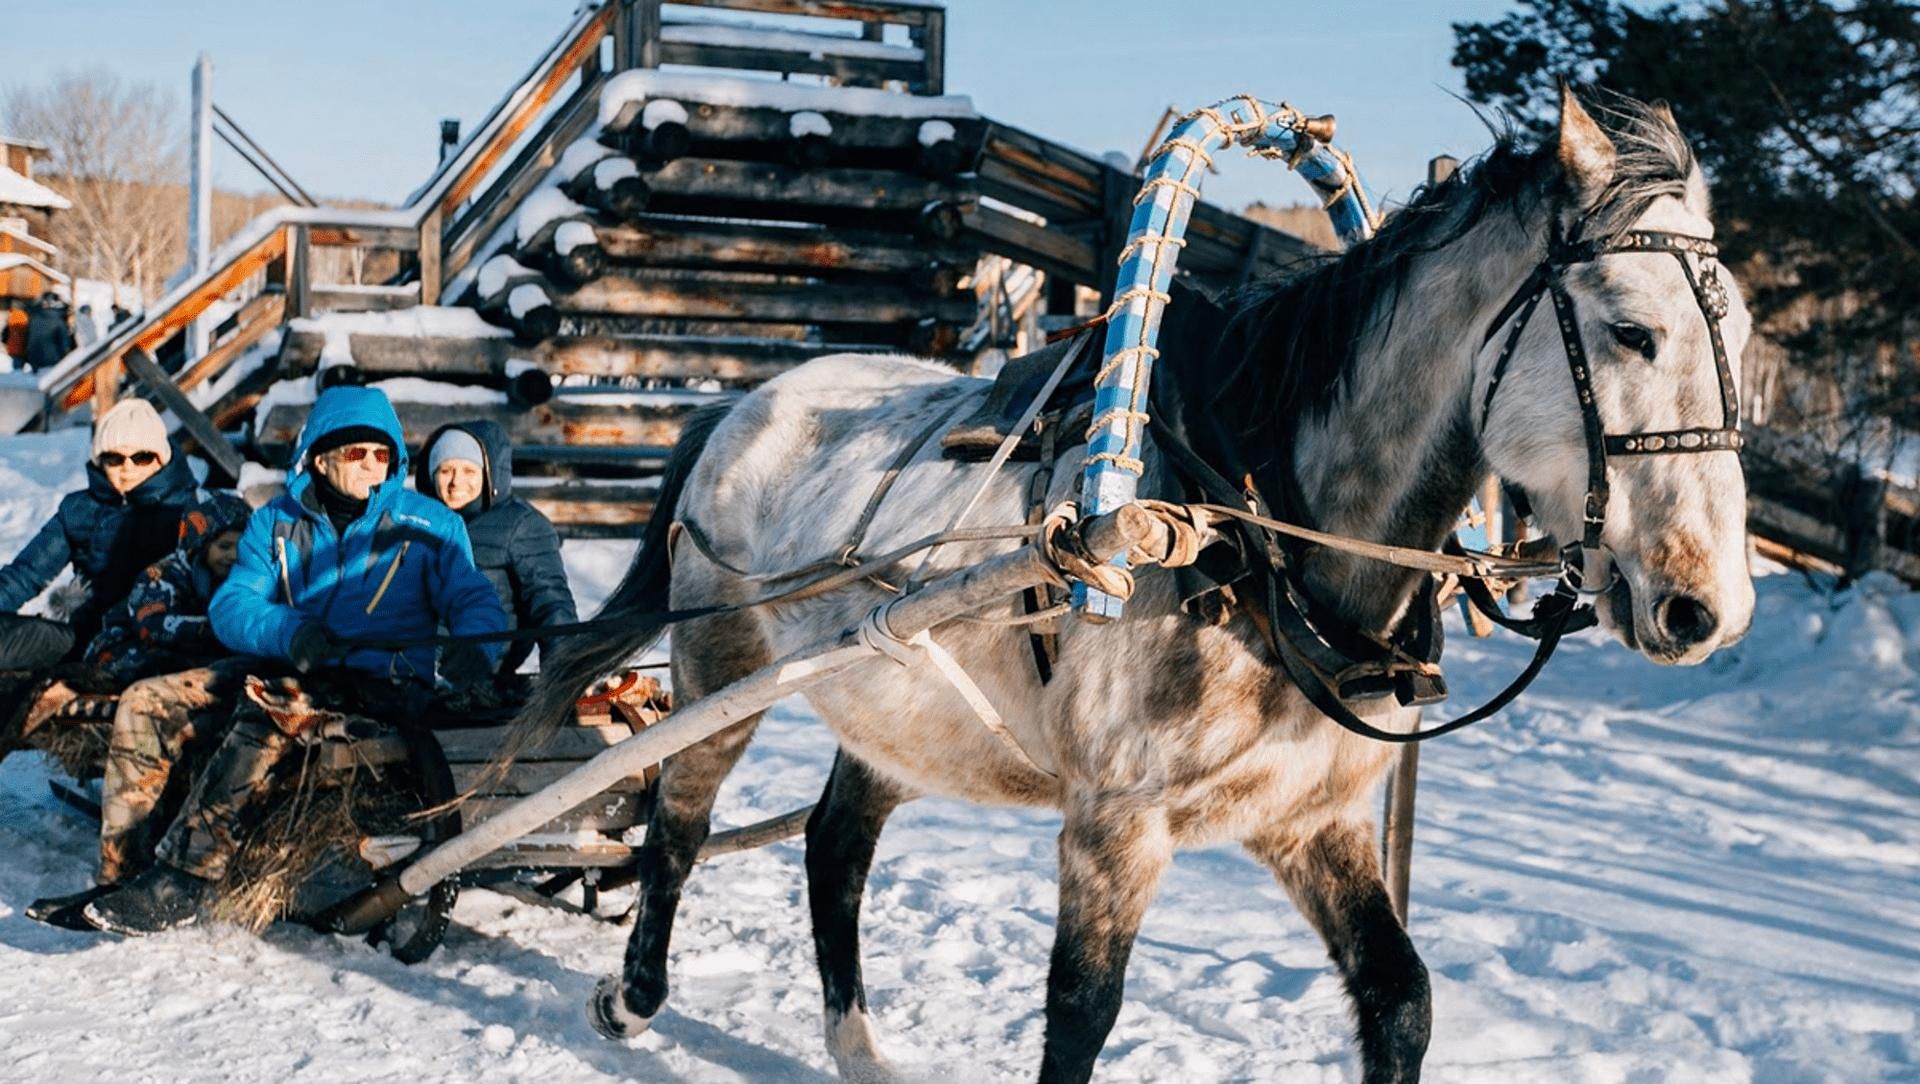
[75,386,507,936]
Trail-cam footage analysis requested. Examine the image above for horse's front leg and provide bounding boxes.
[1039,794,1173,1084]
[806,750,911,1083]
[1247,819,1430,1084]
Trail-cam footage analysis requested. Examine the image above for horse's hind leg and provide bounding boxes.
[1039,796,1174,1084]
[590,614,771,1039]
[806,750,911,1083]
[1247,820,1430,1084]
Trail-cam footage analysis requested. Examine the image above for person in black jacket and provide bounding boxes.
[0,399,202,670]
[25,292,77,372]
[417,421,578,680]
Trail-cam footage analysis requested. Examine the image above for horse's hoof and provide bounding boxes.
[826,1009,900,1084]
[588,975,655,1040]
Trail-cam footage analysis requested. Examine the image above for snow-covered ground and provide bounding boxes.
[0,429,1914,1083]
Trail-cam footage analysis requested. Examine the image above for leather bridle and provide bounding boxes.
[1226,221,1746,745]
[1478,223,1742,600]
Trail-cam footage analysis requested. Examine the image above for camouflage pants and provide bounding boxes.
[154,670,427,882]
[98,659,252,883]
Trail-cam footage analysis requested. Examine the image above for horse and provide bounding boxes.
[516,87,1755,1083]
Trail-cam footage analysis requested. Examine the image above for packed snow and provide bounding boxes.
[642,99,691,132]
[558,138,615,185]
[597,70,976,128]
[508,283,552,321]
[555,221,601,258]
[0,164,72,210]
[478,255,540,301]
[917,120,956,148]
[790,111,833,140]
[516,187,591,246]
[592,157,640,190]
[658,22,926,64]
[0,425,1913,1082]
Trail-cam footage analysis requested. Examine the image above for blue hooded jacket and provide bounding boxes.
[209,386,506,683]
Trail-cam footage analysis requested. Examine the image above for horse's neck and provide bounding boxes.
[1290,220,1540,633]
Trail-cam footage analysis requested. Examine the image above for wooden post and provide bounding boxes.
[1379,153,1464,928]
[611,0,632,71]
[919,9,946,96]
[1383,744,1419,925]
[187,54,213,365]
[418,210,443,306]
[289,225,312,319]
[122,347,245,483]
[635,0,661,70]
[91,356,122,418]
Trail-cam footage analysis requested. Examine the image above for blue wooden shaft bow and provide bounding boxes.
[1076,96,1378,619]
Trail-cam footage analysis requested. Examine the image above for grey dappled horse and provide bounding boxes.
[519,89,1754,1084]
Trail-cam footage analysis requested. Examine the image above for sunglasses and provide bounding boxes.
[98,451,161,468]
[332,446,392,464]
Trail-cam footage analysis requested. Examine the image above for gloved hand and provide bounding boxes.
[287,623,347,674]
[438,641,496,691]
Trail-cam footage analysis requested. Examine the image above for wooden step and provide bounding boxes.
[550,272,976,326]
[523,215,972,283]
[628,157,972,226]
[255,391,718,467]
[520,479,660,539]
[280,327,887,383]
[603,99,985,176]
[309,284,422,315]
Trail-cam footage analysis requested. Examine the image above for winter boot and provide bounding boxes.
[25,883,119,931]
[82,864,210,935]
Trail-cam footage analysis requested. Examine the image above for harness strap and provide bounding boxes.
[1263,571,1584,744]
[860,604,1056,779]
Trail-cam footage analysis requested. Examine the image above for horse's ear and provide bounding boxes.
[1650,99,1681,136]
[1555,81,1616,206]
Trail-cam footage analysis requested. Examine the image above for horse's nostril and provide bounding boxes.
[1657,594,1718,648]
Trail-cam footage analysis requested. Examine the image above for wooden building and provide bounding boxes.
[0,136,70,310]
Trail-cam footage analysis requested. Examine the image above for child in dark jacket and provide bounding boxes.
[82,494,251,687]
[417,421,578,679]
[0,400,202,669]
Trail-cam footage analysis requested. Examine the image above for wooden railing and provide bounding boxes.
[30,1,620,439]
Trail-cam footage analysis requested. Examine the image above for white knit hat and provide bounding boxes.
[91,400,172,465]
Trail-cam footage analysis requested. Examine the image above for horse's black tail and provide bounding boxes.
[505,401,734,758]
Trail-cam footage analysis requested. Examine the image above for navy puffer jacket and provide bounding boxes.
[0,448,201,644]
[417,420,578,674]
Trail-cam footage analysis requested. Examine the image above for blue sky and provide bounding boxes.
[4,0,1518,214]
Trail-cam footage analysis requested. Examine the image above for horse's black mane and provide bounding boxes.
[1159,94,1697,477]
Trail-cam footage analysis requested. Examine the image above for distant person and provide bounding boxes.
[110,303,133,328]
[24,291,76,372]
[5,306,28,365]
[74,303,99,350]
[417,421,577,684]
[0,400,201,670]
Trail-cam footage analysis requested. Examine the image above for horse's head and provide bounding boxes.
[1478,88,1754,665]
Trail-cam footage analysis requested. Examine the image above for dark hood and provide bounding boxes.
[176,493,251,561]
[83,445,198,508]
[416,420,513,510]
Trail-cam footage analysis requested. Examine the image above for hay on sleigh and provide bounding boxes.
[210,751,423,933]
[31,719,112,780]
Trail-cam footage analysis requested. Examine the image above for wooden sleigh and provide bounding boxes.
[6,670,707,962]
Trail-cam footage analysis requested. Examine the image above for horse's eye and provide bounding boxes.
[1611,322,1656,360]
